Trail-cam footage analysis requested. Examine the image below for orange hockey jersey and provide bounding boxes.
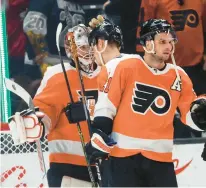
[94,54,201,162]
[136,0,206,67]
[33,63,100,166]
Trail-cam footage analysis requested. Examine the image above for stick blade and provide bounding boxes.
[56,23,63,51]
[4,78,35,111]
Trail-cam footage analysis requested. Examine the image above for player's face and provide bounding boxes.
[153,32,175,61]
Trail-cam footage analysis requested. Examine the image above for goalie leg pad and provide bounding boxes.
[61,176,92,187]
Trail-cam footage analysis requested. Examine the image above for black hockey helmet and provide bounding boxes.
[139,19,178,46]
[88,19,123,49]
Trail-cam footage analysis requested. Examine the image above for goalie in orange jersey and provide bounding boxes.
[8,24,101,187]
[86,17,206,187]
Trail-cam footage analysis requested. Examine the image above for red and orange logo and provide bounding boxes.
[173,158,193,175]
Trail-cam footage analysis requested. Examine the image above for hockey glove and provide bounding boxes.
[190,97,206,130]
[86,129,116,164]
[201,143,206,161]
[8,107,45,145]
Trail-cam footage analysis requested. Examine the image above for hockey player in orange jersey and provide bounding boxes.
[8,24,101,187]
[136,0,206,95]
[135,0,206,156]
[86,18,206,187]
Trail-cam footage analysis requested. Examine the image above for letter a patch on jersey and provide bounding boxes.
[131,82,171,116]
[171,77,182,92]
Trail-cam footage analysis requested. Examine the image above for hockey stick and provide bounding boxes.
[64,25,103,187]
[56,23,98,188]
[4,78,47,178]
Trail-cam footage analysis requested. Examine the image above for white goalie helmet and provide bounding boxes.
[64,24,94,73]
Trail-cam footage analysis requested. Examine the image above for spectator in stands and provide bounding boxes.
[103,0,141,54]
[6,0,29,78]
[6,0,31,115]
[23,0,86,75]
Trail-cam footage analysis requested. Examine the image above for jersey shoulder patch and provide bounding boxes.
[45,63,75,80]
[105,54,142,77]
[167,63,187,76]
[35,63,75,95]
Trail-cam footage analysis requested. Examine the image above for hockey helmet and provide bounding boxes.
[88,19,123,49]
[139,19,178,46]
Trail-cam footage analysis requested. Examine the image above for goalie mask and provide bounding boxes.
[64,24,94,73]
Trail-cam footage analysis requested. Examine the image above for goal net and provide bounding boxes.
[0,124,49,187]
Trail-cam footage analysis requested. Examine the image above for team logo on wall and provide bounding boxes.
[170,9,199,31]
[173,158,193,175]
[131,82,171,115]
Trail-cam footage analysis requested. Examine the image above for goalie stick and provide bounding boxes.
[56,23,99,187]
[4,78,47,178]
[65,25,103,186]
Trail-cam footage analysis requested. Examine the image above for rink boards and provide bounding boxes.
[1,139,206,187]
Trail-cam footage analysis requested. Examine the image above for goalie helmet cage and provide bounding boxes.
[0,124,49,187]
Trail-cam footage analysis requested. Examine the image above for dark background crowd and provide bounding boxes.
[4,0,206,139]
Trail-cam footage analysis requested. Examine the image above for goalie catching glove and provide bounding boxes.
[85,129,116,164]
[8,107,45,145]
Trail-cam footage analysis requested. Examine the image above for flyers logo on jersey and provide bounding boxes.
[131,82,171,115]
[77,90,98,101]
[77,89,98,120]
[170,9,199,31]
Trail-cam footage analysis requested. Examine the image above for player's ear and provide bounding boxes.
[96,39,105,51]
[145,40,152,51]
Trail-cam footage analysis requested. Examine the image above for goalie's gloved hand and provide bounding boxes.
[190,97,206,130]
[8,107,45,145]
[201,143,206,161]
[85,129,116,164]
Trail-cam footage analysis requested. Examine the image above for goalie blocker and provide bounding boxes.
[8,107,46,145]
